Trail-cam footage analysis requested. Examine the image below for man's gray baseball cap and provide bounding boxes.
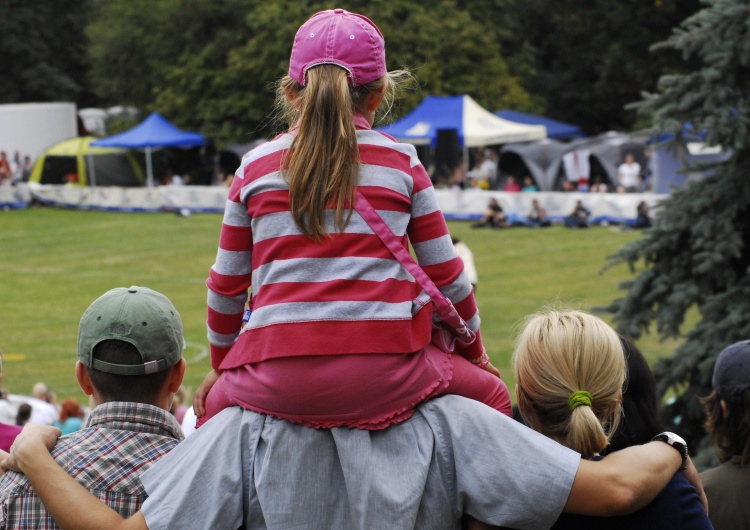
[713,340,750,404]
[78,286,185,376]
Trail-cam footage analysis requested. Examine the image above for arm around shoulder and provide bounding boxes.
[2,424,148,530]
[565,441,683,516]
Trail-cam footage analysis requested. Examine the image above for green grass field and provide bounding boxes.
[0,207,683,404]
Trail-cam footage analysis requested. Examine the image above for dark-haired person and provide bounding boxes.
[0,286,186,528]
[14,404,31,427]
[700,340,750,530]
[603,338,665,453]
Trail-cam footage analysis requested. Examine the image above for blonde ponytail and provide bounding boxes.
[275,65,410,241]
[282,66,358,241]
[513,310,625,459]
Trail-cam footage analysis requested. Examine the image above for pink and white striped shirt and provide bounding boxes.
[207,116,483,370]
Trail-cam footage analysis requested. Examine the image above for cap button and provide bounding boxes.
[334,8,344,13]
[128,286,138,293]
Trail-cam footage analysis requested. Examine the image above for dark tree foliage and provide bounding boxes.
[0,0,94,105]
[86,0,534,143]
[501,0,702,135]
[606,0,750,455]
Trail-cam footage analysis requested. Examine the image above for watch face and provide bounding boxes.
[654,432,689,461]
[669,433,687,446]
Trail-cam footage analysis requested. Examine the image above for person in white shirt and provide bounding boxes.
[617,153,641,192]
[28,383,58,426]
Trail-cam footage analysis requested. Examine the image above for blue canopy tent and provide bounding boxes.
[495,110,584,140]
[91,112,205,186]
[378,95,546,147]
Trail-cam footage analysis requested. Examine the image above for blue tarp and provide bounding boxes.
[494,110,584,140]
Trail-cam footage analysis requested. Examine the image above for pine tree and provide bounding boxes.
[606,0,750,458]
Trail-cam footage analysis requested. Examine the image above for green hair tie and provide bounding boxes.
[568,390,592,411]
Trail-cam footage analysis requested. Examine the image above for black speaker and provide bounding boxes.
[434,128,459,181]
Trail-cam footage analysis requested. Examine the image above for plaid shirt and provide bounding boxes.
[0,402,183,529]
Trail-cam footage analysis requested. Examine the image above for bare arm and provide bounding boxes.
[3,424,147,530]
[565,441,704,516]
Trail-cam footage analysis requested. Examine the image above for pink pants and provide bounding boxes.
[199,347,511,430]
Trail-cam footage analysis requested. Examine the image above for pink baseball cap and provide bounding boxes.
[289,9,386,87]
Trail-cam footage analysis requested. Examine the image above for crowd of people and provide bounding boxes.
[0,8,744,530]
[0,350,197,448]
[447,146,648,194]
[0,365,80,454]
[470,195,649,230]
[0,151,32,187]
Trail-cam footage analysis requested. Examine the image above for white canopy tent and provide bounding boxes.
[378,95,547,147]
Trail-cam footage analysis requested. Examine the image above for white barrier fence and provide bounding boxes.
[1,183,665,223]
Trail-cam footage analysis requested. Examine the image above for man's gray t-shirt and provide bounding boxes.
[141,395,580,529]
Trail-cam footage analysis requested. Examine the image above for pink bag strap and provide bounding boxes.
[354,190,452,313]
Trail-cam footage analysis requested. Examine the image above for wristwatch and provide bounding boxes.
[651,432,689,469]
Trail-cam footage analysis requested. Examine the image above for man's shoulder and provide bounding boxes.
[0,468,33,501]
[701,458,750,488]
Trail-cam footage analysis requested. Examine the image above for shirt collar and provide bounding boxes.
[86,401,185,441]
[353,113,372,130]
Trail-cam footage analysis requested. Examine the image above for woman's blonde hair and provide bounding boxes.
[513,309,626,459]
[275,65,410,241]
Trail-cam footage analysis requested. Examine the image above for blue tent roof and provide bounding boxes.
[91,112,205,148]
[494,110,584,140]
[650,122,707,144]
[378,95,546,147]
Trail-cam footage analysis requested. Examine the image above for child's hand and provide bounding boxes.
[193,369,221,417]
[471,352,502,379]
[483,361,501,379]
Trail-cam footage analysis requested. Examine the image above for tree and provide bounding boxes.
[86,0,534,144]
[86,0,235,112]
[501,0,702,135]
[0,0,94,105]
[605,0,750,458]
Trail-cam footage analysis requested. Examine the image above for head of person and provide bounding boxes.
[76,286,186,410]
[32,382,48,401]
[16,403,31,426]
[277,9,408,242]
[513,309,625,459]
[702,340,750,465]
[59,398,81,422]
[625,153,634,164]
[523,176,533,186]
[532,199,540,207]
[605,338,664,453]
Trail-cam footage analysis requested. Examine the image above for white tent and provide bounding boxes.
[378,95,546,147]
